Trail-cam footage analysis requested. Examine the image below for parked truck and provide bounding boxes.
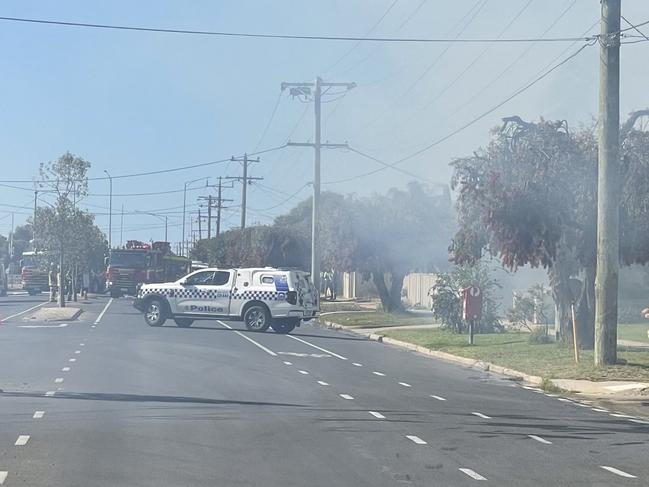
[20,251,49,295]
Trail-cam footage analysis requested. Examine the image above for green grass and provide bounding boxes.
[618,323,649,343]
[382,328,649,382]
[320,311,437,328]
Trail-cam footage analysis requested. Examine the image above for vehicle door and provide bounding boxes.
[173,270,219,315]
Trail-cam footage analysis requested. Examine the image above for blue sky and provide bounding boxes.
[0,0,648,247]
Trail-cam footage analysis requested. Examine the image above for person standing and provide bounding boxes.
[81,269,90,299]
[49,263,58,302]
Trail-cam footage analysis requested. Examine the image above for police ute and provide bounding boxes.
[133,267,319,334]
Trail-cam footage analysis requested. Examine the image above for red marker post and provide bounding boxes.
[463,286,483,345]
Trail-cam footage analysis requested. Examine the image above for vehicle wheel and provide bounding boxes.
[27,289,37,296]
[174,318,193,328]
[271,319,297,334]
[243,304,271,332]
[110,289,121,298]
[144,299,166,327]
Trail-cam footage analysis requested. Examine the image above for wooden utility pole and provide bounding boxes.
[594,0,621,366]
[200,177,233,238]
[227,155,262,230]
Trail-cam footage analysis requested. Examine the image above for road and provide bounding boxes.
[0,294,648,486]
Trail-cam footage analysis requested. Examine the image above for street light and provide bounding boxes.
[103,170,113,250]
[134,211,168,242]
[182,177,209,256]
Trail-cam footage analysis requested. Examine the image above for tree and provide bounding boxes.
[12,223,33,261]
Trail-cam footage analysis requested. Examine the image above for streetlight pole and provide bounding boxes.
[103,170,113,250]
[182,177,208,256]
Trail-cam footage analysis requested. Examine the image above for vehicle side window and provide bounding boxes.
[213,271,230,286]
[185,271,215,286]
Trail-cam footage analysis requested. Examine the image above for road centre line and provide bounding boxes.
[368,411,385,419]
[0,471,7,484]
[406,435,427,445]
[283,361,292,365]
[33,411,44,419]
[339,394,354,400]
[94,298,113,324]
[287,334,348,360]
[352,362,363,367]
[372,371,386,377]
[317,381,329,386]
[68,358,76,362]
[3,301,48,322]
[74,350,81,354]
[430,395,446,401]
[528,434,552,444]
[217,321,277,356]
[14,435,30,446]
[298,370,309,375]
[54,378,64,383]
[62,367,70,372]
[459,468,487,481]
[600,466,637,478]
[471,412,491,419]
[398,382,412,388]
[80,343,85,346]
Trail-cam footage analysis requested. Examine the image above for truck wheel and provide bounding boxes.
[174,318,193,328]
[144,299,166,327]
[243,304,271,332]
[271,319,297,334]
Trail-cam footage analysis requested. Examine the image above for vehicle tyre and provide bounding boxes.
[271,319,297,334]
[243,303,271,332]
[27,289,37,296]
[174,318,194,328]
[110,289,121,298]
[144,299,167,327]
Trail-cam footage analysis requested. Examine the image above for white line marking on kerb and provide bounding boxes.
[352,362,363,367]
[406,435,427,445]
[398,382,412,388]
[528,434,552,444]
[94,298,113,324]
[317,381,329,386]
[3,301,48,321]
[0,471,7,485]
[339,394,354,400]
[557,398,572,402]
[600,466,637,478]
[217,321,277,356]
[33,411,44,419]
[372,371,386,377]
[62,367,70,372]
[298,370,309,375]
[283,361,292,365]
[610,413,635,419]
[14,435,30,446]
[471,412,491,419]
[19,323,68,328]
[628,418,649,424]
[430,395,446,401]
[44,391,55,397]
[369,411,385,419]
[54,378,64,383]
[591,408,608,413]
[287,335,348,360]
[68,358,76,362]
[459,468,487,480]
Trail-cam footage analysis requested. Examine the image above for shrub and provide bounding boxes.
[528,328,553,345]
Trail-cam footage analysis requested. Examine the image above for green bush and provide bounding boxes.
[528,328,553,345]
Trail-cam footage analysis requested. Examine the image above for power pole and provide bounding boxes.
[120,204,124,248]
[227,154,262,230]
[199,180,233,240]
[198,209,203,240]
[281,77,355,291]
[33,189,37,251]
[207,195,212,239]
[594,0,621,366]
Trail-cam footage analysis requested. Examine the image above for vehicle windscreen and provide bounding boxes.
[109,252,146,268]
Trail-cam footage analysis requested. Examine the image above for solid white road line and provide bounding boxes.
[283,361,292,365]
[317,381,329,386]
[3,301,48,322]
[298,370,309,375]
[62,367,70,372]
[600,466,637,478]
[471,412,491,419]
[14,435,30,446]
[94,298,113,324]
[610,413,635,419]
[406,435,427,445]
[287,335,348,360]
[339,394,354,400]
[372,371,386,377]
[33,411,44,419]
[369,411,385,419]
[19,323,68,329]
[628,418,649,424]
[352,362,363,367]
[557,398,573,402]
[217,321,278,356]
[528,434,552,445]
[430,395,446,401]
[54,378,64,383]
[68,358,76,362]
[44,391,55,397]
[459,468,487,481]
[398,382,412,388]
[591,408,608,413]
[0,471,7,484]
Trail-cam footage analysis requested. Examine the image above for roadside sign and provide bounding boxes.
[463,286,482,321]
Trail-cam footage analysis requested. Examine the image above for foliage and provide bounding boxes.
[11,223,33,260]
[430,273,464,332]
[506,284,550,333]
[528,328,553,345]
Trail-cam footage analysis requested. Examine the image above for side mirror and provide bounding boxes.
[179,279,188,286]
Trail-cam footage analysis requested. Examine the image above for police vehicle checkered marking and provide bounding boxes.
[140,288,230,299]
[233,290,285,301]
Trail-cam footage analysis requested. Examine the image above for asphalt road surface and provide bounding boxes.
[1,294,648,486]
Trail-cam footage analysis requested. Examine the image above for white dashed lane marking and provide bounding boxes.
[69,358,76,362]
[283,361,292,365]
[74,350,81,354]
[398,382,412,388]
[44,391,55,397]
[600,466,637,478]
[528,434,552,445]
[339,394,354,400]
[33,411,44,419]
[0,471,6,484]
[368,411,385,419]
[459,468,487,481]
[217,321,278,356]
[79,343,85,347]
[286,335,348,360]
[471,412,491,419]
[352,363,363,367]
[372,371,386,377]
[317,381,329,386]
[406,435,427,445]
[298,370,309,375]
[54,378,64,383]
[62,367,70,372]
[430,395,446,401]
[14,435,30,446]
[94,297,113,324]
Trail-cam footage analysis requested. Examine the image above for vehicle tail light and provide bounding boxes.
[287,291,297,305]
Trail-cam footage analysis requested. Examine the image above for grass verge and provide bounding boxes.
[618,323,649,343]
[321,311,437,328]
[381,328,649,382]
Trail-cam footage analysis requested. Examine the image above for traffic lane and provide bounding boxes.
[220,320,649,484]
[6,298,419,486]
[0,293,49,322]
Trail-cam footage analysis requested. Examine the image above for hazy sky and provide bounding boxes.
[0,0,647,246]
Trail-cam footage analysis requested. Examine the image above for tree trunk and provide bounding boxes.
[58,250,65,308]
[372,271,405,313]
[576,265,596,349]
[549,266,571,341]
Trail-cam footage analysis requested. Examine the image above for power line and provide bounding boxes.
[249,183,310,212]
[621,15,649,42]
[0,15,596,44]
[253,91,283,152]
[619,18,649,33]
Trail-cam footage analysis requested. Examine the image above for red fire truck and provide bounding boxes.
[105,240,190,298]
